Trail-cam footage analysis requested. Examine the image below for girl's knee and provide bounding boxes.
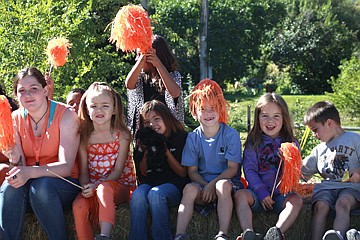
[147,189,163,202]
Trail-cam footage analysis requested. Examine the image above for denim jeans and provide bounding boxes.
[129,183,181,240]
[0,177,80,240]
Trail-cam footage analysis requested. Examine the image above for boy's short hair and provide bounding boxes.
[304,101,341,125]
[189,79,229,124]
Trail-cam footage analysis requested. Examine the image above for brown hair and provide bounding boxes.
[139,100,184,138]
[78,82,130,146]
[143,35,180,93]
[245,93,295,149]
[13,67,46,94]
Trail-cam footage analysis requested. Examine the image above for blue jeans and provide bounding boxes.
[129,183,181,240]
[0,177,80,240]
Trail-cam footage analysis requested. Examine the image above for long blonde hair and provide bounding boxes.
[78,82,130,146]
[245,93,295,149]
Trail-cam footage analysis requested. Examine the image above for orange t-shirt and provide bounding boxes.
[13,100,79,178]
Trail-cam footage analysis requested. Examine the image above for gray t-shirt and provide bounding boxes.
[302,131,360,193]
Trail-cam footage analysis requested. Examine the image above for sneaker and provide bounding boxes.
[214,232,229,240]
[236,229,259,240]
[94,235,111,240]
[346,229,360,240]
[264,226,284,240]
[174,233,190,240]
[322,230,343,240]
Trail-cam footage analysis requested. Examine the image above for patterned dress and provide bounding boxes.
[126,71,184,136]
[86,131,136,190]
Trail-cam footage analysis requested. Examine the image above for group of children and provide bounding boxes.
[1,36,359,240]
[59,78,359,240]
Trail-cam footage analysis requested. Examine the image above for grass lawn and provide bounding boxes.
[224,92,360,133]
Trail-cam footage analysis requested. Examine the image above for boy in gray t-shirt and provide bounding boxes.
[302,101,360,240]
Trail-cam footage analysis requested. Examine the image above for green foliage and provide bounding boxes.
[327,54,360,118]
[0,0,135,101]
[208,0,286,85]
[267,1,359,94]
[149,0,200,83]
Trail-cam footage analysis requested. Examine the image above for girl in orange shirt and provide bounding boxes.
[72,82,136,240]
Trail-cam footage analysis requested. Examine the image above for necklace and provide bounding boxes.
[29,106,48,130]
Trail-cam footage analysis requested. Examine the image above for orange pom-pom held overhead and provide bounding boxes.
[109,4,153,53]
[45,37,71,68]
[0,95,15,151]
[278,142,302,195]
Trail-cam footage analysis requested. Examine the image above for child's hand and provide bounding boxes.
[145,49,161,68]
[262,196,275,210]
[201,182,216,203]
[349,170,360,183]
[81,183,96,198]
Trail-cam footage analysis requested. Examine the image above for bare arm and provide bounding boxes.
[78,144,90,186]
[125,54,146,90]
[145,49,180,97]
[166,148,187,177]
[104,130,131,181]
[7,109,80,187]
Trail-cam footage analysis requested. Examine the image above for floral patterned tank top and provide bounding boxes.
[86,132,136,188]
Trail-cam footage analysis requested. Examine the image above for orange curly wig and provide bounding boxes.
[189,79,230,124]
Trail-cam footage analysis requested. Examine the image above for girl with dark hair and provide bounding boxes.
[129,100,188,240]
[125,35,184,137]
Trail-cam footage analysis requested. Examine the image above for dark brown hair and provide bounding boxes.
[139,100,184,137]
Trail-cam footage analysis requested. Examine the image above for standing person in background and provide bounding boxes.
[129,100,188,240]
[0,67,80,240]
[66,88,85,114]
[301,101,360,240]
[234,93,303,240]
[73,82,136,240]
[175,79,243,240]
[125,34,184,137]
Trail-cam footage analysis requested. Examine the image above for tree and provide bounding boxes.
[327,53,360,118]
[267,1,359,94]
[0,0,135,100]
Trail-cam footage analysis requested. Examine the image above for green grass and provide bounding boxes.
[224,92,360,131]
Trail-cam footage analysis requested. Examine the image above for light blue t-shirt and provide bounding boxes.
[181,123,242,182]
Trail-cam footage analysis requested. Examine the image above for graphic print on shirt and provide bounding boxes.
[258,143,281,172]
[318,150,349,181]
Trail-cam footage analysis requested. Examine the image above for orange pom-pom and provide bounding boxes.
[109,4,153,53]
[0,95,15,151]
[278,142,302,195]
[189,79,230,124]
[45,37,71,67]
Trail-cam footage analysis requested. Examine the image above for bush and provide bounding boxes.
[327,54,360,118]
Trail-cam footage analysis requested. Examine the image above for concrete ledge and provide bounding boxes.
[21,201,360,240]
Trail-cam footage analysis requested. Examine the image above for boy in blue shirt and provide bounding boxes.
[174,79,243,240]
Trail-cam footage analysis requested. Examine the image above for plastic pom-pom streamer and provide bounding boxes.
[45,37,71,69]
[109,4,153,53]
[189,79,230,124]
[0,95,15,151]
[278,142,302,195]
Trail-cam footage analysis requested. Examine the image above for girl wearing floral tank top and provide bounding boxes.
[72,82,136,240]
